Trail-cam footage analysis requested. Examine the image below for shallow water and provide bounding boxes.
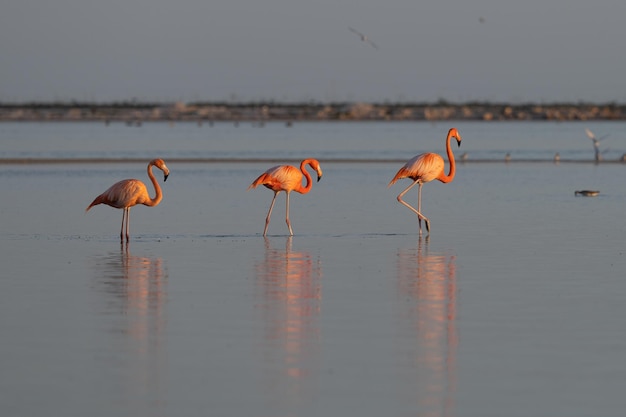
[1,119,626,161]
[2,122,626,417]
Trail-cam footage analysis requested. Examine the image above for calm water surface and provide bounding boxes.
[2,119,626,161]
[1,122,626,417]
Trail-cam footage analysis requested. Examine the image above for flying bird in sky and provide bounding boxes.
[349,27,378,49]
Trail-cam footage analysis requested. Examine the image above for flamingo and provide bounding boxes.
[86,159,170,242]
[248,159,323,236]
[388,128,462,235]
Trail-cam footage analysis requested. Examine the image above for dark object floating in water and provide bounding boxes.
[575,190,599,197]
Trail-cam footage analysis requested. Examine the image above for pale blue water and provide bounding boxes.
[1,120,625,161]
[1,121,626,417]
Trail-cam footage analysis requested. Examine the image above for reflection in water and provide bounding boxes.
[396,238,458,417]
[254,237,322,412]
[90,244,168,413]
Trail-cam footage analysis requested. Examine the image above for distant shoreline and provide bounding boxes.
[1,101,626,122]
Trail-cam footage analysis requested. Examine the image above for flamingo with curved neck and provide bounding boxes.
[388,128,462,235]
[86,158,170,242]
[248,158,323,236]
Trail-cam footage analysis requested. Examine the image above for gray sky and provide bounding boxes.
[2,0,625,103]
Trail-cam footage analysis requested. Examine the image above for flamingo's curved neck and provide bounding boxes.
[438,131,457,183]
[296,160,314,194]
[144,163,163,206]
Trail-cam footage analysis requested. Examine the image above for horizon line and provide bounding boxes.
[2,100,626,107]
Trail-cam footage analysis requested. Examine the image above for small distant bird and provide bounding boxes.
[504,152,511,162]
[388,128,462,235]
[554,152,560,162]
[575,190,599,197]
[248,159,323,236]
[585,128,610,162]
[86,159,170,242]
[349,27,378,49]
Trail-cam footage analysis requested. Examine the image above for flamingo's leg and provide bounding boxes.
[264,192,278,236]
[120,209,126,242]
[397,180,430,235]
[125,208,130,242]
[417,183,430,233]
[285,192,293,236]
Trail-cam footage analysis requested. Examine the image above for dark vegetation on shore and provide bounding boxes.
[2,100,626,122]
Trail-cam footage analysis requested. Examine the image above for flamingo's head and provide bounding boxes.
[151,158,170,182]
[449,128,462,147]
[308,159,323,182]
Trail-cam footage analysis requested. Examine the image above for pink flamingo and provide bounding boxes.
[388,128,462,235]
[248,159,323,236]
[86,159,170,242]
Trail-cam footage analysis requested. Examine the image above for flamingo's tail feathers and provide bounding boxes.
[248,173,270,190]
[247,180,260,190]
[85,195,105,212]
[388,167,411,187]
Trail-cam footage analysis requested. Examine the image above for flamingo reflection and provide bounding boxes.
[396,238,457,417]
[91,245,168,407]
[254,237,322,409]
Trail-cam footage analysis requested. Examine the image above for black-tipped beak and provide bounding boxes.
[164,173,169,182]
[317,174,322,182]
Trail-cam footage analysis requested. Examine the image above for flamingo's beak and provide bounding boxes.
[317,172,322,182]
[164,173,169,182]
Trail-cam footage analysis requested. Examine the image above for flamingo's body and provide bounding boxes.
[86,159,170,242]
[248,159,323,236]
[389,128,462,235]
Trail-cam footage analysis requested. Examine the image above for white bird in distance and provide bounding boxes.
[585,128,610,161]
[349,27,378,49]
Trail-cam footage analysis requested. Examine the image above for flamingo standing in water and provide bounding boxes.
[388,128,462,235]
[86,159,170,242]
[248,159,323,236]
